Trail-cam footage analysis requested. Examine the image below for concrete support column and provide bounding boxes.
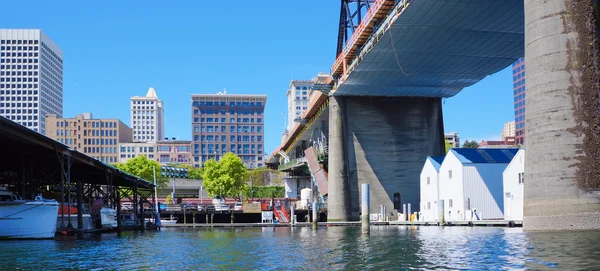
[524,0,600,230]
[328,95,352,222]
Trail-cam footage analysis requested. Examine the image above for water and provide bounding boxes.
[1,226,599,270]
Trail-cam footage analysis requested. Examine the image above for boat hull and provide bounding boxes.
[0,202,59,239]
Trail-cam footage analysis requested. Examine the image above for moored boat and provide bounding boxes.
[0,187,59,239]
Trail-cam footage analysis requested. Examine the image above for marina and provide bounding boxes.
[0,116,155,238]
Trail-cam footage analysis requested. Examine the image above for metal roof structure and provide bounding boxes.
[334,0,524,97]
[451,148,519,164]
[0,116,154,189]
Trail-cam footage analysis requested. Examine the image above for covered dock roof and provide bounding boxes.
[0,116,153,189]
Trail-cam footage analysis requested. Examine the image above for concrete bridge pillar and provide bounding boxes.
[524,0,600,230]
[328,95,445,221]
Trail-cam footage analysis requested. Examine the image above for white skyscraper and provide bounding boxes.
[285,73,329,132]
[286,80,313,131]
[0,29,63,134]
[130,87,164,142]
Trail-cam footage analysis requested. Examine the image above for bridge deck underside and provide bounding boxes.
[336,0,524,97]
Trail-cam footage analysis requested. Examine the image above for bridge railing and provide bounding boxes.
[332,0,397,77]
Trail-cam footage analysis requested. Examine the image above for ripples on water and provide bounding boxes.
[1,226,599,270]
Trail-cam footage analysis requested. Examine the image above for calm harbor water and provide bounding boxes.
[1,226,599,270]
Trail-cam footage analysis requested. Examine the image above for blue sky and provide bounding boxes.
[1,1,515,153]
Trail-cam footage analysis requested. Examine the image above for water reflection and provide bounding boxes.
[0,226,598,270]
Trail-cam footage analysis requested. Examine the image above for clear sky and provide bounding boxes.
[1,1,515,153]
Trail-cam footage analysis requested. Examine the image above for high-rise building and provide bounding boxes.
[45,113,132,164]
[513,57,525,144]
[502,121,516,141]
[130,87,164,143]
[286,80,312,132]
[0,29,63,134]
[284,73,329,135]
[191,92,267,168]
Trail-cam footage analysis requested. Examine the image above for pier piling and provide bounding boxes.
[361,184,370,234]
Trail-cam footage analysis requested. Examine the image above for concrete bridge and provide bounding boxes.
[271,0,600,230]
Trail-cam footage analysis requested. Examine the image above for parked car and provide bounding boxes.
[234,202,243,211]
[185,202,198,211]
[121,202,133,211]
[205,204,216,212]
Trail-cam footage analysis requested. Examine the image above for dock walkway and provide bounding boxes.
[160,220,522,228]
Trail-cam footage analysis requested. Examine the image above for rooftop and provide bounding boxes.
[451,148,519,164]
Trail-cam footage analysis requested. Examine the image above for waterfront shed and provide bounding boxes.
[419,156,444,222]
[438,148,518,221]
[503,149,525,221]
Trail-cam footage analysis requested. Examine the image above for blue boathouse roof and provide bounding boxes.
[451,148,518,164]
[427,156,445,171]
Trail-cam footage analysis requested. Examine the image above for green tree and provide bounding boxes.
[202,152,247,200]
[115,155,167,187]
[445,141,454,153]
[245,168,272,200]
[182,165,203,180]
[462,140,479,149]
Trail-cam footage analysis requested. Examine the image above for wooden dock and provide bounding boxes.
[160,220,522,228]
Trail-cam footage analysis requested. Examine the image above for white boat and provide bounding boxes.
[100,208,118,228]
[0,188,59,239]
[149,215,178,225]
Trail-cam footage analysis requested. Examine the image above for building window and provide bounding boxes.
[448,170,452,179]
[449,199,453,208]
[427,202,431,210]
[518,172,524,184]
[427,177,430,185]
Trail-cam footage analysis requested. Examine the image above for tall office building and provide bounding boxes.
[0,29,63,134]
[45,113,132,164]
[191,92,267,168]
[513,57,525,144]
[130,87,164,142]
[286,80,312,132]
[285,73,329,133]
[501,121,516,141]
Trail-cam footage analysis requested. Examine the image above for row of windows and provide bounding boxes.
[194,144,263,154]
[2,120,37,127]
[132,106,156,110]
[192,101,263,107]
[0,112,38,120]
[0,71,39,76]
[0,40,39,45]
[193,135,263,143]
[133,135,155,141]
[193,125,263,133]
[192,117,263,123]
[121,146,155,153]
[132,100,155,105]
[83,138,117,145]
[193,109,264,115]
[0,102,38,108]
[82,129,118,137]
[0,64,38,70]
[83,146,118,154]
[0,96,38,102]
[0,45,38,51]
[121,153,155,159]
